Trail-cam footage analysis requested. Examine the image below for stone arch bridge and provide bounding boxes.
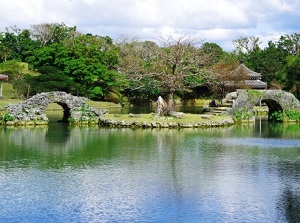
[4,91,108,125]
[225,89,300,119]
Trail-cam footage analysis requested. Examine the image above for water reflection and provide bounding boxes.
[255,116,300,138]
[0,117,300,222]
[278,188,300,223]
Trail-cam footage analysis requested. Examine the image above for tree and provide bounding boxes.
[0,26,21,62]
[0,26,39,62]
[25,42,67,69]
[0,32,12,62]
[155,36,217,114]
[30,23,79,47]
[26,33,124,100]
[208,54,240,99]
[62,34,123,99]
[17,29,40,61]
[27,66,76,94]
[232,36,262,63]
[277,33,300,55]
[246,41,288,87]
[119,35,213,115]
[117,37,161,103]
[201,42,225,65]
[0,60,31,98]
[278,54,300,98]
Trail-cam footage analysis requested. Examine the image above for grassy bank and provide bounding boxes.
[100,113,234,128]
[0,99,22,110]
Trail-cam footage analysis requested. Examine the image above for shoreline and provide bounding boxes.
[99,113,235,128]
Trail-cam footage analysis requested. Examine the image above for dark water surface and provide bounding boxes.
[0,113,300,223]
[108,103,205,115]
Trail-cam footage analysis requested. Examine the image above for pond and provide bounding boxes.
[0,112,300,223]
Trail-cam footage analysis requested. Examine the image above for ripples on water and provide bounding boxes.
[0,117,300,222]
[217,137,300,148]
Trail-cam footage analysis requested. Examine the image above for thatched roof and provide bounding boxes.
[231,62,262,80]
[244,80,267,89]
[0,74,8,81]
[227,62,267,89]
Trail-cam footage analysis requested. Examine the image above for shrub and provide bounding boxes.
[2,113,14,121]
[232,109,252,123]
[271,110,300,122]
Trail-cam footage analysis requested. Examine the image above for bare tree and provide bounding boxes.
[278,33,300,55]
[117,35,161,90]
[30,23,80,47]
[233,36,262,54]
[118,35,213,115]
[156,36,216,114]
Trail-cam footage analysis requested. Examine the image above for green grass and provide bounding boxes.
[86,100,121,109]
[102,113,232,124]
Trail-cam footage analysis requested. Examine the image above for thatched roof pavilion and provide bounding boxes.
[225,61,267,89]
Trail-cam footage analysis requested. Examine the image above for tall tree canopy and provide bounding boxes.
[0,26,38,62]
[27,66,75,94]
[1,22,300,102]
[30,23,79,47]
[27,33,124,100]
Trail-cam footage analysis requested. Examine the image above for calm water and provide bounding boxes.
[0,112,300,223]
[108,103,205,114]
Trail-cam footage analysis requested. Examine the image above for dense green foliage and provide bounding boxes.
[1,23,300,104]
[271,110,300,122]
[234,34,300,97]
[27,66,75,93]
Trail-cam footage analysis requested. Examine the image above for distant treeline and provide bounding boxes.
[0,22,300,105]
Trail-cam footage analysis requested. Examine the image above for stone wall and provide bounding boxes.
[2,91,108,125]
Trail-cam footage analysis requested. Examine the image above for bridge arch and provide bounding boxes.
[4,91,107,125]
[230,89,300,119]
[261,99,283,117]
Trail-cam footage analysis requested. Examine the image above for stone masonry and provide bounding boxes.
[229,89,300,117]
[3,91,108,125]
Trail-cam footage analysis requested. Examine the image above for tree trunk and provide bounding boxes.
[167,91,175,115]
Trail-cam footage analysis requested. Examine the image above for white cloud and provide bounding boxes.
[0,0,300,51]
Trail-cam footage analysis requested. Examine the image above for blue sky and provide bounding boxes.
[0,0,299,51]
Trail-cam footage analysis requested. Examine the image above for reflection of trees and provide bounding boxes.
[5,125,75,155]
[156,129,184,200]
[275,154,300,223]
[255,118,300,138]
[45,124,71,144]
[1,126,189,169]
[278,188,300,223]
[0,125,100,168]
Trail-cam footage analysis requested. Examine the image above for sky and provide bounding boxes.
[0,0,299,51]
